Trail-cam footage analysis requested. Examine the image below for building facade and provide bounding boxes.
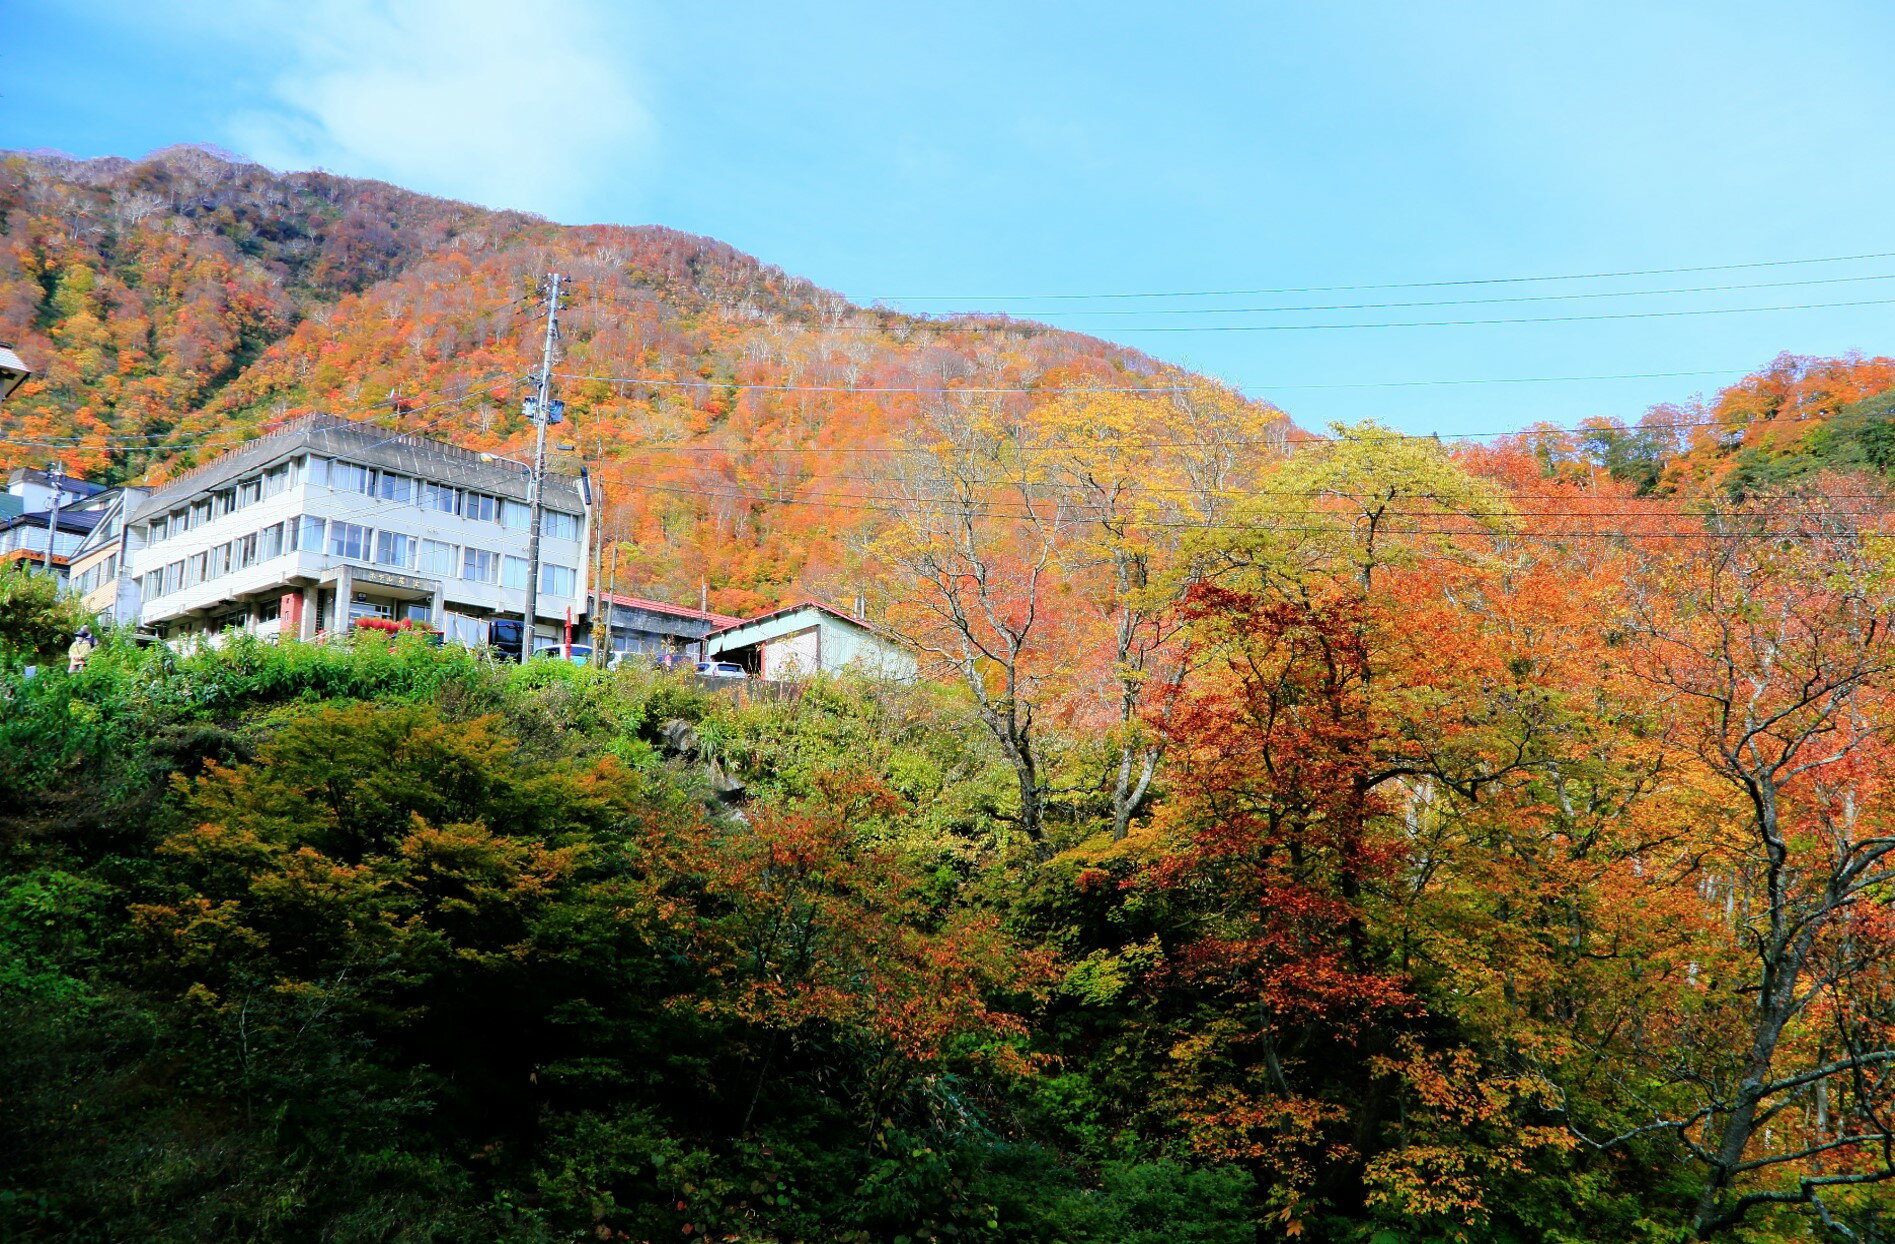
[67,486,147,622]
[0,468,110,577]
[127,414,591,644]
[707,601,917,682]
[591,590,742,661]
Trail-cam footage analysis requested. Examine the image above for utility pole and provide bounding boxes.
[521,272,562,651]
[606,542,619,663]
[589,472,608,665]
[698,578,710,664]
[42,461,64,575]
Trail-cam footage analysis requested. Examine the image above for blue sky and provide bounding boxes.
[10,1,1895,436]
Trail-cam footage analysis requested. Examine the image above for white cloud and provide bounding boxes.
[226,0,652,220]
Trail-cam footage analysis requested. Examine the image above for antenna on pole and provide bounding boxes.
[521,273,563,653]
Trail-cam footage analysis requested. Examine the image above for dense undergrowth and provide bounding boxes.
[6,528,1891,1242]
[0,631,1265,1242]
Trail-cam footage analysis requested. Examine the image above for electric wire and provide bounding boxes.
[1,373,529,452]
[598,475,1895,541]
[868,248,1895,302]
[1117,295,1895,333]
[899,270,1895,318]
[556,366,1758,394]
[603,405,1850,455]
[11,388,1868,459]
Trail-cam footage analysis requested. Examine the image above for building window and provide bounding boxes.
[539,563,576,597]
[501,555,529,589]
[463,492,497,523]
[500,499,532,530]
[262,464,289,498]
[422,481,458,514]
[238,532,259,569]
[378,472,414,504]
[148,516,168,543]
[329,522,371,560]
[375,530,416,569]
[104,553,116,578]
[461,547,498,584]
[419,539,456,576]
[238,477,262,507]
[213,489,235,517]
[257,600,281,624]
[329,461,374,494]
[163,561,183,594]
[544,510,580,540]
[293,515,325,552]
[260,523,283,560]
[186,552,207,587]
[212,543,232,577]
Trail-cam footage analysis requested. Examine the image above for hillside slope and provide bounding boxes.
[0,146,1244,612]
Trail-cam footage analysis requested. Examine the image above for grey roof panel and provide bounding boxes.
[137,413,583,516]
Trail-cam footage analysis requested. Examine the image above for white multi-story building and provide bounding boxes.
[126,413,591,647]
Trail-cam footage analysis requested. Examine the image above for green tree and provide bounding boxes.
[0,562,88,664]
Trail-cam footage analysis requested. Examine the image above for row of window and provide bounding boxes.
[148,461,297,542]
[0,526,83,555]
[144,455,581,545]
[71,552,120,597]
[139,514,578,602]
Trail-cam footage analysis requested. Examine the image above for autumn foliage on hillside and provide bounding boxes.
[8,148,1895,619]
[12,146,1895,1240]
[9,412,1895,1237]
[0,146,1218,615]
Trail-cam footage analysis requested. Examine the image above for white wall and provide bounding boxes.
[133,465,587,628]
[762,627,821,680]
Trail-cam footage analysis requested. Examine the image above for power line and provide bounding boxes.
[601,475,1895,541]
[558,373,1191,394]
[996,270,1895,317]
[0,374,528,452]
[605,406,1848,457]
[558,366,1756,395]
[578,291,1895,335]
[7,376,1856,465]
[646,464,1895,514]
[867,248,1895,302]
[1031,294,1895,334]
[601,464,1895,515]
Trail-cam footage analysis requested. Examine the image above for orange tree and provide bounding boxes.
[1566,491,1895,1240]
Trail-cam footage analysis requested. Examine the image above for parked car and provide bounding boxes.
[696,660,747,679]
[531,643,594,665]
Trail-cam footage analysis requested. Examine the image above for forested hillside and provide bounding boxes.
[14,435,1895,1239]
[13,145,1895,1242]
[9,148,1895,614]
[0,146,1227,613]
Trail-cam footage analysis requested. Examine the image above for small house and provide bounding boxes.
[706,601,916,682]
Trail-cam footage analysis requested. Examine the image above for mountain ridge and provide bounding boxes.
[0,145,1218,611]
[10,146,1895,612]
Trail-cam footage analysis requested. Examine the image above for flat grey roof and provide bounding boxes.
[135,413,583,519]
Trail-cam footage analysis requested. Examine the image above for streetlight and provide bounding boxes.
[0,344,32,402]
